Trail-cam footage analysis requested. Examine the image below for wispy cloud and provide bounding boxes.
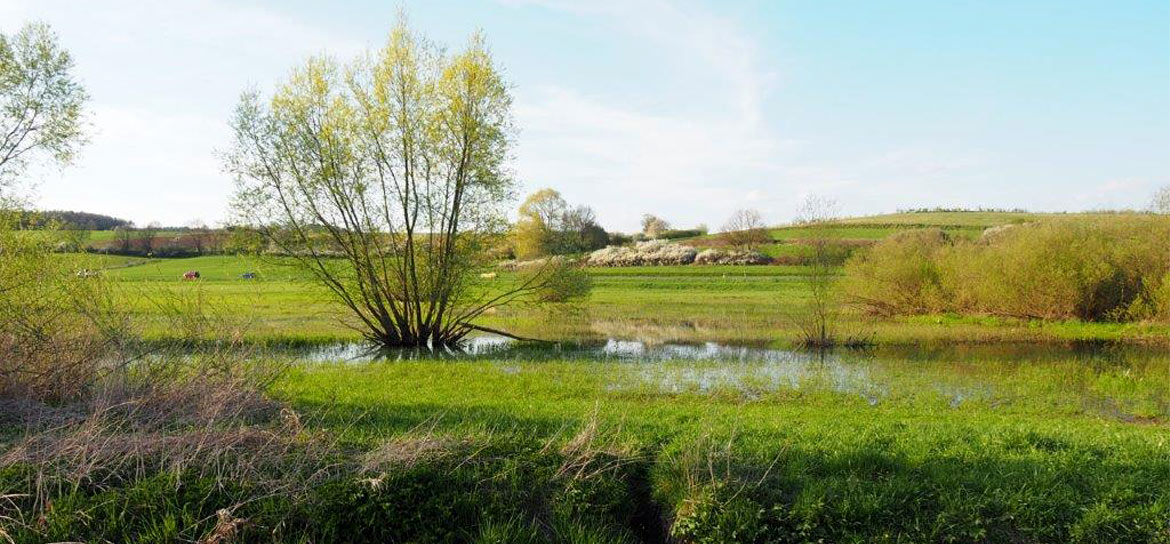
[2,0,363,224]
[501,0,789,229]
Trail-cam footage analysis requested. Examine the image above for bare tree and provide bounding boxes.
[113,224,134,253]
[791,195,842,348]
[641,214,670,239]
[1151,185,1170,214]
[227,19,579,348]
[136,221,160,253]
[720,208,770,250]
[187,219,209,254]
[0,23,88,195]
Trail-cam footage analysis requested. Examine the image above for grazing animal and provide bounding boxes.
[241,272,257,280]
[76,268,99,278]
[479,272,497,280]
[182,270,200,281]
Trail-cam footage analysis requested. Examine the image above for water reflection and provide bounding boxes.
[288,336,1168,421]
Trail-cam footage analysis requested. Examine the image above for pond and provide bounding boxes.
[285,337,1169,422]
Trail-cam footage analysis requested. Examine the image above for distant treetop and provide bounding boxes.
[896,207,1030,214]
[22,209,131,230]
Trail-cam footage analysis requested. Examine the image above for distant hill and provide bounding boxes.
[831,210,1132,229]
[681,209,1152,264]
[23,210,132,230]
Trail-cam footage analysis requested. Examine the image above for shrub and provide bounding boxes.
[586,240,697,267]
[534,260,593,303]
[842,228,952,316]
[694,248,770,265]
[660,228,705,240]
[845,217,1170,322]
[0,216,130,401]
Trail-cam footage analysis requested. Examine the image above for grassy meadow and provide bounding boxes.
[95,250,1170,347]
[6,211,1170,543]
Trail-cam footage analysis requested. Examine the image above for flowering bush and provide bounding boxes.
[586,240,697,266]
[694,248,770,265]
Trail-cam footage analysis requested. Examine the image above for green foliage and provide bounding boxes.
[842,228,952,315]
[4,434,651,543]
[0,22,88,187]
[223,226,266,255]
[226,17,563,348]
[846,217,1170,322]
[659,228,706,240]
[513,188,608,258]
[0,213,124,400]
[533,260,593,303]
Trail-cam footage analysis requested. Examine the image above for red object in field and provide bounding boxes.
[182,270,200,280]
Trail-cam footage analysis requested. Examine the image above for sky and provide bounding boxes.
[1,0,1167,231]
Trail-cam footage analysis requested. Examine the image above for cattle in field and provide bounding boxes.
[182,270,200,280]
[479,272,497,280]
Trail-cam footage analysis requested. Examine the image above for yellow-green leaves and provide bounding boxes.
[0,22,88,190]
[225,14,534,348]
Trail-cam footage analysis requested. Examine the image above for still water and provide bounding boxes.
[287,337,1169,421]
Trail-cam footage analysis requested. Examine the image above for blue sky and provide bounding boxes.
[1,0,1166,230]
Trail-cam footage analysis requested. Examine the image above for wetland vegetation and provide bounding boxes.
[1,13,1168,544]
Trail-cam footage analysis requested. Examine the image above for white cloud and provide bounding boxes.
[37,105,230,225]
[4,0,363,225]
[502,0,791,230]
[1070,178,1155,211]
[501,0,768,126]
[515,84,792,231]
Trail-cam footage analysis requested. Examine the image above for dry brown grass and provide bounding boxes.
[0,343,347,535]
[360,415,475,473]
[0,277,346,541]
[543,407,642,482]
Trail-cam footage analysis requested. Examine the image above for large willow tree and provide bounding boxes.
[227,20,576,348]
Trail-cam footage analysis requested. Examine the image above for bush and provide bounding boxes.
[693,248,770,265]
[534,260,593,303]
[660,228,705,240]
[844,217,1170,322]
[606,232,636,246]
[586,240,697,267]
[0,216,129,401]
[841,228,951,316]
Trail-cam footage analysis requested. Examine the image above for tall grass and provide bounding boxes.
[844,216,1170,322]
[0,221,339,541]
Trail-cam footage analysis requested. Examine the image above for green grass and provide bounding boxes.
[6,211,1169,542]
[81,252,1170,346]
[10,347,1165,543]
[831,210,1130,228]
[260,349,1169,542]
[85,229,118,242]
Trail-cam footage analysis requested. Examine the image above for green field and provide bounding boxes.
[679,209,1070,257]
[9,211,1169,543]
[88,249,1170,346]
[13,342,1167,542]
[830,210,1122,228]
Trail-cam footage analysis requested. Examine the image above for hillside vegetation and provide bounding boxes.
[844,215,1170,323]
